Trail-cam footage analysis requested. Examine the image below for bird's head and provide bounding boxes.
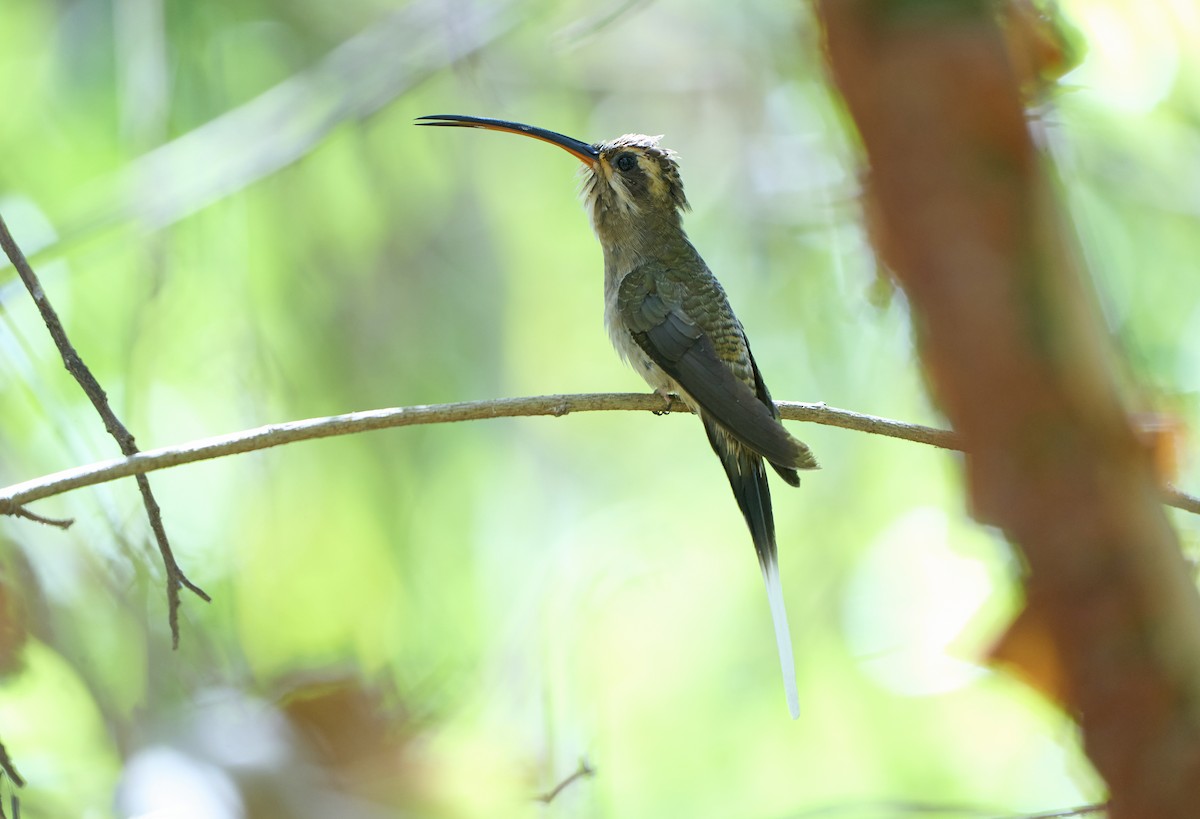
[416,115,690,242]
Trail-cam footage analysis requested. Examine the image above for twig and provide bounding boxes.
[1161,485,1200,515]
[778,401,961,450]
[1,393,1195,517]
[9,506,72,530]
[0,215,208,649]
[1020,804,1108,818]
[790,800,1106,818]
[790,799,993,817]
[0,740,24,789]
[536,758,594,804]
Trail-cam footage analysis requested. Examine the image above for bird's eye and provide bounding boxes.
[615,153,637,172]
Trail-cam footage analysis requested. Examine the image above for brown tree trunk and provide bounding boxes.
[816,2,1200,815]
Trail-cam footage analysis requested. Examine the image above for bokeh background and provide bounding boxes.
[0,1,1197,816]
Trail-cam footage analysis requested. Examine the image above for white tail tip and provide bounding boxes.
[762,561,799,719]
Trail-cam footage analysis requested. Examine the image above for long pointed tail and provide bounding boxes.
[761,559,799,719]
[704,421,800,719]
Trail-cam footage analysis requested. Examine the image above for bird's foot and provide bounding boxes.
[652,391,678,416]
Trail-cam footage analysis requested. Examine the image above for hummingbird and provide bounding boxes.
[417,114,819,718]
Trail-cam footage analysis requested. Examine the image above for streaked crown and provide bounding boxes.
[583,135,690,228]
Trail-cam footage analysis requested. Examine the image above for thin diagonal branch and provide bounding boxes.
[0,739,23,789]
[1021,804,1108,819]
[9,506,71,529]
[536,758,594,804]
[0,215,208,649]
[1,393,1196,517]
[791,799,1107,818]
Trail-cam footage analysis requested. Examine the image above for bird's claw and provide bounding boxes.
[652,392,678,416]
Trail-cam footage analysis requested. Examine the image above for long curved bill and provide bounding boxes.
[416,114,600,166]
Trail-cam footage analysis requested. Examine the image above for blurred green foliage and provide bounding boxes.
[0,0,1196,816]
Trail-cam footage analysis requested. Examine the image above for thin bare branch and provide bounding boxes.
[1162,485,1200,516]
[790,800,1106,818]
[778,400,961,449]
[9,506,72,529]
[2,393,1196,518]
[536,758,594,804]
[0,215,208,649]
[0,740,23,789]
[1020,803,1108,818]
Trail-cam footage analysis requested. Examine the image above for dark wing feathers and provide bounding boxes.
[619,263,817,474]
[747,341,803,486]
[643,306,700,364]
[702,416,779,568]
